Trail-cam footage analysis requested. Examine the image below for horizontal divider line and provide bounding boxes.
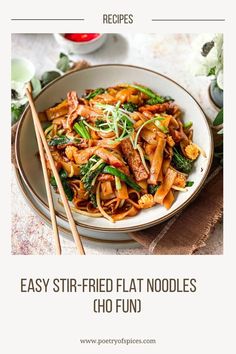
[151,19,225,21]
[11,18,85,21]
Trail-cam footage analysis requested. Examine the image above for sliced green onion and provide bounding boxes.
[133,116,164,148]
[90,159,105,172]
[115,176,122,190]
[183,121,193,129]
[95,102,135,141]
[44,124,53,136]
[103,166,141,192]
[73,121,91,139]
[83,120,113,133]
[136,144,149,174]
[85,88,105,100]
[130,84,165,103]
[155,119,169,133]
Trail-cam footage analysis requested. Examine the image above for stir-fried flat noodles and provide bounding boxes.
[42,83,204,222]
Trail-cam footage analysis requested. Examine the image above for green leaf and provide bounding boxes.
[11,103,26,124]
[85,88,105,100]
[183,121,193,129]
[56,53,70,73]
[148,184,159,195]
[207,67,216,76]
[59,52,67,58]
[147,96,174,105]
[31,77,42,97]
[50,169,74,201]
[213,108,223,126]
[41,71,61,88]
[186,181,194,187]
[122,102,138,112]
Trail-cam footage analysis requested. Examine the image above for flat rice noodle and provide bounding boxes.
[95,148,123,167]
[162,158,171,176]
[76,105,102,121]
[98,174,115,182]
[154,168,177,204]
[45,100,69,120]
[139,102,170,113]
[67,91,79,114]
[101,181,113,196]
[140,128,158,144]
[127,199,141,209]
[144,143,156,156]
[72,147,98,164]
[97,130,116,139]
[91,129,99,139]
[61,161,80,176]
[137,179,148,192]
[115,88,136,103]
[90,93,117,105]
[112,206,139,221]
[163,190,175,209]
[116,182,129,199]
[96,182,114,222]
[157,168,163,183]
[100,192,116,200]
[161,115,171,128]
[134,120,144,129]
[148,137,166,184]
[94,139,121,149]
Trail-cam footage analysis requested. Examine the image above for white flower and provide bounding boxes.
[189,33,223,87]
[11,81,28,105]
[217,69,223,90]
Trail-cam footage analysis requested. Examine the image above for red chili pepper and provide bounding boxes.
[64,33,100,42]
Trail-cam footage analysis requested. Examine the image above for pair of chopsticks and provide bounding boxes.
[25,84,85,255]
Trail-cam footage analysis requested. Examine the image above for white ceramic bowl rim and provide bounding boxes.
[15,64,214,232]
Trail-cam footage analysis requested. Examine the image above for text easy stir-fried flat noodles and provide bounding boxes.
[41,83,205,222]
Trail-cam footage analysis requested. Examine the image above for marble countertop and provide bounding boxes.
[11,33,223,255]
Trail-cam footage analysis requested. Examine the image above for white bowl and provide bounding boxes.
[53,33,107,54]
[15,64,213,232]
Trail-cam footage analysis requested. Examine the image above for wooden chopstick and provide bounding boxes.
[26,84,61,255]
[25,87,85,255]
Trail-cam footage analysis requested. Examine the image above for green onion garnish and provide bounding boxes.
[186,181,194,187]
[73,121,91,139]
[183,121,193,129]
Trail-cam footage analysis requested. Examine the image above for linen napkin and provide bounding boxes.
[128,167,223,254]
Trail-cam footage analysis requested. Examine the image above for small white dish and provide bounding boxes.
[11,57,35,83]
[53,33,107,54]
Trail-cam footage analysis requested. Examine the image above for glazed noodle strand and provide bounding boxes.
[42,83,205,222]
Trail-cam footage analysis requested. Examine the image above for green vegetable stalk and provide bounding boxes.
[74,121,91,139]
[50,169,74,201]
[103,166,141,192]
[122,102,138,112]
[148,184,159,195]
[172,147,193,174]
[85,88,105,100]
[48,135,81,146]
[186,181,194,187]
[183,121,193,129]
[80,156,106,206]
